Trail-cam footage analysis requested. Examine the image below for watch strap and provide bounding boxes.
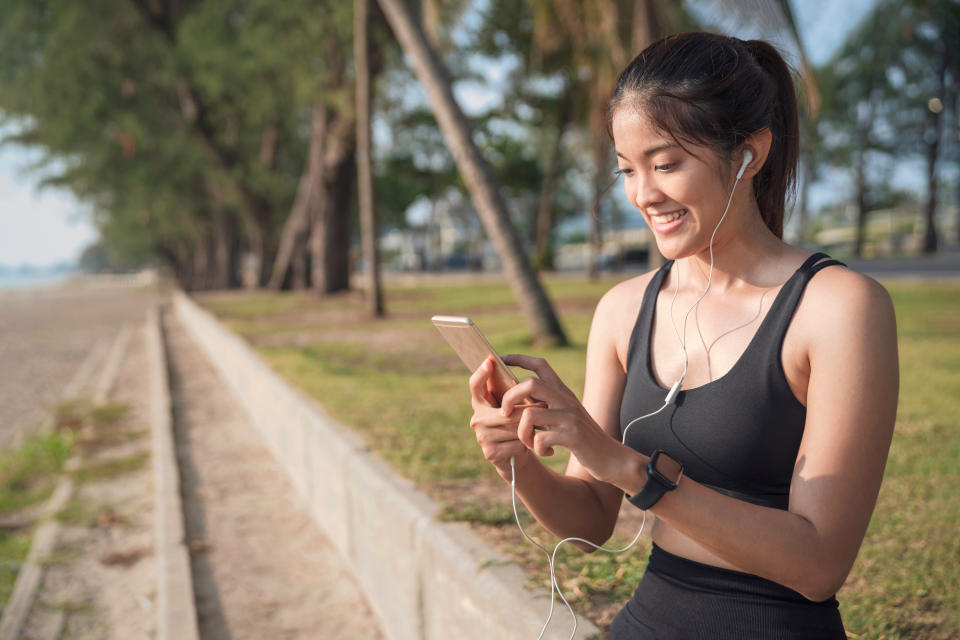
[627,450,681,510]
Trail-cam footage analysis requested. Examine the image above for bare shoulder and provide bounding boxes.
[795,264,897,349]
[591,268,662,365]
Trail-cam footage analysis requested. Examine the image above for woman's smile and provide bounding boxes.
[647,208,689,234]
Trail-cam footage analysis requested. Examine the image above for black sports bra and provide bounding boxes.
[619,252,845,510]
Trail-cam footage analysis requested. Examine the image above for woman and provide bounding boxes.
[468,32,898,638]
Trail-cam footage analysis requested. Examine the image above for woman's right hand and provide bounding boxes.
[468,356,532,477]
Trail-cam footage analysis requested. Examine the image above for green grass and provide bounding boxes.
[71,452,149,485]
[199,276,960,638]
[0,399,134,607]
[0,431,72,516]
[0,530,32,605]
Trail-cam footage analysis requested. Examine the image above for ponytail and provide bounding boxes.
[744,40,799,239]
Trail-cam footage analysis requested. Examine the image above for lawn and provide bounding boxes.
[196,274,960,639]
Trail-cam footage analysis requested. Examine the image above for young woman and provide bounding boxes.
[468,32,898,638]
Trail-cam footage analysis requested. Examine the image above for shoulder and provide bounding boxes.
[594,267,660,324]
[799,263,895,325]
[795,263,897,357]
[590,267,664,364]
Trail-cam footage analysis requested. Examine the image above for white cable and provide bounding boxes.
[670,173,742,386]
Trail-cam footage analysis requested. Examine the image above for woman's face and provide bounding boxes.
[611,108,738,260]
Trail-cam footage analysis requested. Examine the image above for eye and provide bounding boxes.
[615,168,633,177]
[655,162,677,172]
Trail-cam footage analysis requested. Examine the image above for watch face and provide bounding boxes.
[652,451,683,486]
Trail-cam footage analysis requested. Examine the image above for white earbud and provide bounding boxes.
[736,150,753,180]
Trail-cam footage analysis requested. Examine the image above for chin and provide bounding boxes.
[652,238,696,262]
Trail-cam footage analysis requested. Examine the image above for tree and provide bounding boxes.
[356,0,386,315]
[376,0,568,346]
[818,0,960,256]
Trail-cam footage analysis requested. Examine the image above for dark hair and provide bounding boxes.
[606,32,799,238]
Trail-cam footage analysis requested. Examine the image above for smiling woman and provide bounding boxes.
[466,32,898,640]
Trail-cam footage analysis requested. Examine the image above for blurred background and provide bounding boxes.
[0,0,958,301]
[1,1,959,639]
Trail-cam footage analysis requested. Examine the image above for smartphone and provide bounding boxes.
[431,315,519,403]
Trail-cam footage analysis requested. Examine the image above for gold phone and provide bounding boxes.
[431,315,519,403]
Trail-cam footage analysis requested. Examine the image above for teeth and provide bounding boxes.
[653,209,686,223]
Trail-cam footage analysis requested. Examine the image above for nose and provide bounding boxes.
[631,172,665,212]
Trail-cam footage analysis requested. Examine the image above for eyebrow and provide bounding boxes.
[615,143,680,159]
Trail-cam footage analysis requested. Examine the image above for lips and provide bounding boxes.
[648,209,688,234]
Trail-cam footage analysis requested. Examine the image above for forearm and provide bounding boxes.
[610,454,847,601]
[499,455,616,547]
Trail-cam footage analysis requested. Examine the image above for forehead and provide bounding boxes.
[610,109,674,157]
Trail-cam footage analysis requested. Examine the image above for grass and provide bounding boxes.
[197,275,960,638]
[71,452,149,485]
[0,399,134,607]
[0,431,72,516]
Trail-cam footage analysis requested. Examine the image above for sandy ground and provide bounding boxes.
[0,285,155,450]
[163,310,384,640]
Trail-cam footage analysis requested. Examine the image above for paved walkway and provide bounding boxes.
[164,310,384,640]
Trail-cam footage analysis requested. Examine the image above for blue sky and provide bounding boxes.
[0,0,879,267]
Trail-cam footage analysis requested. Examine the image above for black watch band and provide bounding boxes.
[627,450,682,511]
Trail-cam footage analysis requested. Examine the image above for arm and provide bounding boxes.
[606,270,899,600]
[469,282,636,549]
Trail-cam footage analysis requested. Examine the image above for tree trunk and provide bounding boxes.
[310,126,356,295]
[212,208,238,289]
[534,89,573,271]
[377,0,567,345]
[922,47,947,254]
[854,154,868,257]
[797,152,812,245]
[356,0,385,316]
[588,121,605,280]
[268,102,328,289]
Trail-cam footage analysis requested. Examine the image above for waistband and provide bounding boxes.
[647,544,839,606]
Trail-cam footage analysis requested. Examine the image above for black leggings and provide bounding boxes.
[609,544,846,639]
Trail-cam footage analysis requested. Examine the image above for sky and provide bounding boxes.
[0,0,879,268]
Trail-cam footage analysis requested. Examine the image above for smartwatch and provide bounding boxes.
[627,450,684,510]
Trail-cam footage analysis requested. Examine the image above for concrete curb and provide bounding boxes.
[147,306,200,640]
[173,291,600,640]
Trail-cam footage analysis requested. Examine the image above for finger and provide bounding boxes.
[533,430,557,457]
[469,408,521,432]
[501,377,553,417]
[469,357,496,408]
[516,406,558,449]
[474,424,522,449]
[501,354,564,386]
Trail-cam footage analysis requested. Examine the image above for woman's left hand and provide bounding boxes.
[500,354,627,484]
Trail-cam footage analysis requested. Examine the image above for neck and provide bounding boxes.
[680,202,783,293]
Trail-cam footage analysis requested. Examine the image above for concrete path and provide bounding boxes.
[0,286,154,449]
[163,310,384,640]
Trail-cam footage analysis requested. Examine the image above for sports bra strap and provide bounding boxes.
[807,258,846,276]
[797,252,830,272]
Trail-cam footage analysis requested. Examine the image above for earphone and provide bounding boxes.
[510,148,753,640]
[737,150,753,180]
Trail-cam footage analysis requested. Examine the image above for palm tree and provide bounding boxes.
[355,0,386,315]
[377,0,568,346]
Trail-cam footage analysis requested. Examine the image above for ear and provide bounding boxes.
[740,128,773,180]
